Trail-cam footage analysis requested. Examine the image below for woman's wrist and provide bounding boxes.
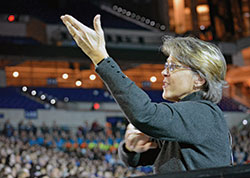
[92,51,109,66]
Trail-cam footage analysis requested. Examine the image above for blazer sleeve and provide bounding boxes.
[96,57,224,144]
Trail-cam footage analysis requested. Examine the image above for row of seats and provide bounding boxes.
[0,87,45,110]
[0,35,40,45]
[35,87,166,103]
[0,87,245,111]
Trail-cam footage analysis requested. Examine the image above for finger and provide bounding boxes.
[61,14,89,32]
[127,123,134,129]
[93,14,103,34]
[125,134,134,151]
[125,125,137,139]
[125,128,132,139]
[63,20,79,39]
[147,141,158,149]
[125,133,138,149]
[129,133,145,149]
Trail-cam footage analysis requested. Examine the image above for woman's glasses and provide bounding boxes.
[164,63,192,73]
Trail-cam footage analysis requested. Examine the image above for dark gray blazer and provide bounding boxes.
[96,57,232,174]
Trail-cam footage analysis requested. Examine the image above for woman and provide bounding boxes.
[60,14,232,174]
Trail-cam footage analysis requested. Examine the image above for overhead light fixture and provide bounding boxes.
[62,73,69,79]
[196,5,209,14]
[50,99,56,105]
[22,86,28,92]
[13,71,19,78]
[150,76,157,83]
[40,94,46,100]
[31,90,37,96]
[75,80,82,87]
[89,74,96,81]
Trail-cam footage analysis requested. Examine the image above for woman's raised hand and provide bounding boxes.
[61,14,109,65]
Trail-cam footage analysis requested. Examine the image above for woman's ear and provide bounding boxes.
[193,74,206,89]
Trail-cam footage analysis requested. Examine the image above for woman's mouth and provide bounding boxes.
[163,81,169,88]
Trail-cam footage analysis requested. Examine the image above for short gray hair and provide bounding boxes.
[161,36,227,104]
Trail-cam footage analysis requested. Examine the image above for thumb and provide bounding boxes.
[147,141,158,149]
[141,142,158,152]
[93,14,103,34]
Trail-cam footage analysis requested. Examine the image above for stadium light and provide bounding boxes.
[62,73,69,79]
[40,94,46,100]
[150,76,157,83]
[31,90,37,96]
[75,80,82,87]
[89,74,96,80]
[50,99,56,105]
[242,119,248,125]
[22,86,28,92]
[13,71,19,78]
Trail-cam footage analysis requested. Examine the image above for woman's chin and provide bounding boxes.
[162,93,171,101]
[162,93,178,102]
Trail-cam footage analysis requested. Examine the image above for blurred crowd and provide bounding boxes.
[231,123,250,165]
[0,119,152,178]
[0,118,250,178]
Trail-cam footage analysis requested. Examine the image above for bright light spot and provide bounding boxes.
[200,25,205,30]
[8,15,15,22]
[150,21,155,26]
[145,19,150,24]
[50,99,56,105]
[22,86,28,92]
[160,25,166,31]
[126,11,131,16]
[89,74,96,80]
[62,73,68,79]
[31,90,37,96]
[75,80,82,86]
[13,71,19,78]
[93,102,100,110]
[40,94,46,100]
[150,76,157,83]
[242,119,248,125]
[196,5,209,14]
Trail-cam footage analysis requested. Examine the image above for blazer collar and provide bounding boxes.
[180,91,203,102]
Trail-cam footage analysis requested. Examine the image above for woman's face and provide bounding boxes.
[161,55,197,102]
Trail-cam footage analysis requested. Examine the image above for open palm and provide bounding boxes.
[61,14,109,65]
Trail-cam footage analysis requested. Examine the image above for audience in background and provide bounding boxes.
[0,119,152,178]
[231,123,250,165]
[0,118,249,177]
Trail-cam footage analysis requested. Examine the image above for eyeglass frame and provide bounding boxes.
[164,62,194,73]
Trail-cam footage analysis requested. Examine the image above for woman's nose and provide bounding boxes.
[161,68,170,77]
